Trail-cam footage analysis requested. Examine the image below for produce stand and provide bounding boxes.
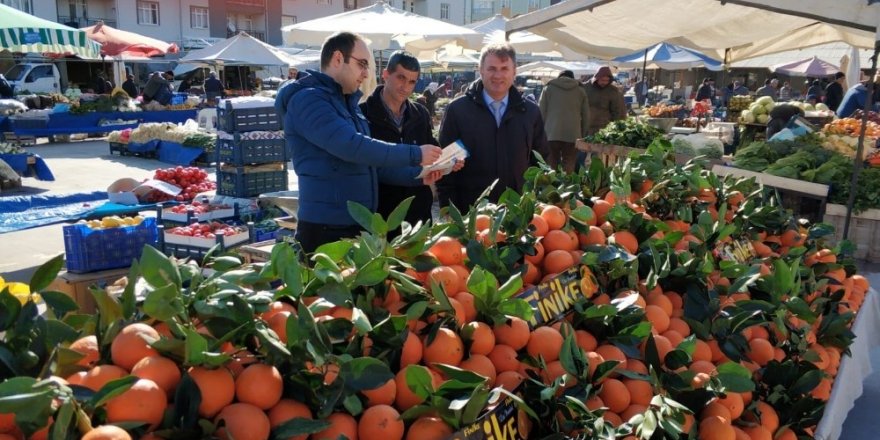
[711,165,829,222]
[575,139,724,167]
[10,109,197,137]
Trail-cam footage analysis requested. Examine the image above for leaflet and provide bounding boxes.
[416,140,469,179]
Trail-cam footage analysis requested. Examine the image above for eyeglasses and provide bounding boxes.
[349,55,370,72]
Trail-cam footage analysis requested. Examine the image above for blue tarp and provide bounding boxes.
[157,141,204,166]
[12,110,198,136]
[0,153,54,180]
[0,191,159,233]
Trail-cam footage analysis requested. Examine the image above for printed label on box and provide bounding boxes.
[515,265,597,329]
[448,390,531,440]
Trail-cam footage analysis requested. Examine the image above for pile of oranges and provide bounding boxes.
[822,117,880,138]
[0,155,869,440]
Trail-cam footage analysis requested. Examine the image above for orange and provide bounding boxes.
[405,416,454,440]
[698,416,734,440]
[692,339,712,363]
[429,237,464,266]
[463,321,496,356]
[716,392,744,419]
[361,378,397,407]
[543,250,575,274]
[235,363,283,410]
[394,365,433,411]
[268,399,313,440]
[188,366,235,418]
[620,404,647,423]
[644,305,670,333]
[81,426,132,440]
[540,205,567,231]
[399,330,423,369]
[611,230,639,254]
[579,226,607,246]
[428,266,460,296]
[0,414,14,435]
[775,428,797,440]
[104,378,167,430]
[741,425,772,440]
[423,327,464,366]
[543,229,578,252]
[259,301,296,322]
[542,360,571,386]
[689,360,717,375]
[622,379,653,406]
[487,344,520,373]
[268,311,293,343]
[595,344,626,372]
[646,293,674,317]
[746,338,774,367]
[599,378,630,413]
[745,401,779,433]
[701,401,731,420]
[575,330,598,352]
[592,200,612,223]
[474,214,491,231]
[529,214,550,237]
[524,241,545,265]
[454,291,478,323]
[313,413,358,440]
[493,317,530,350]
[70,335,99,368]
[494,370,524,392]
[215,403,271,440]
[526,326,564,362]
[131,355,181,397]
[80,365,128,392]
[111,323,160,371]
[358,404,404,440]
[811,377,833,400]
[460,354,497,385]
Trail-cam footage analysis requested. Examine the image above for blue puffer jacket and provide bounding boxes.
[275,70,423,226]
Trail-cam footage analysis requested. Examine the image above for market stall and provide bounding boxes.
[0,4,101,59]
[9,109,198,137]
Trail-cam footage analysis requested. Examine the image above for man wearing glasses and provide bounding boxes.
[275,32,442,253]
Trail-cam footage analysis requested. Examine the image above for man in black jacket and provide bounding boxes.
[438,43,548,210]
[360,51,444,226]
[825,72,846,111]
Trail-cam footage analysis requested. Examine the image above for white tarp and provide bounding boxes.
[771,56,840,77]
[505,0,880,62]
[722,0,880,33]
[467,14,558,53]
[179,32,294,67]
[731,42,873,70]
[517,60,605,78]
[281,2,483,53]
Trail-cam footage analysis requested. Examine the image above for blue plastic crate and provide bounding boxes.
[63,218,159,273]
[216,165,288,198]
[217,101,281,132]
[216,135,286,165]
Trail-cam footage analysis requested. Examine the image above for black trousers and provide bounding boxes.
[295,221,363,254]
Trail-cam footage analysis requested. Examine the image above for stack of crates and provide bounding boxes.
[215,101,288,198]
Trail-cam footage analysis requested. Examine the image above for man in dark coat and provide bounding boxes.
[438,43,548,210]
[360,51,446,227]
[824,72,846,111]
[121,74,139,98]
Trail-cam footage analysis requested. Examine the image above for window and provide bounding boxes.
[528,0,540,9]
[343,0,356,10]
[190,7,208,29]
[137,1,159,25]
[500,0,510,7]
[472,1,493,12]
[26,66,54,83]
[0,0,32,14]
[68,0,87,19]
[282,15,297,27]
[239,17,252,31]
[440,3,449,20]
[317,0,331,5]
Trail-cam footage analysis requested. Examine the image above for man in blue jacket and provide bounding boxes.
[275,32,442,253]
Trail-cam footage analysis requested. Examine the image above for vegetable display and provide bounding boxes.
[585,118,665,149]
[150,166,216,202]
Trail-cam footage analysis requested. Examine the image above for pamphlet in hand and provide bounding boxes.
[416,140,469,179]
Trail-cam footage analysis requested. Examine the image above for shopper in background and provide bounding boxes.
[578,66,626,169]
[539,69,589,173]
[807,80,824,102]
[756,78,778,100]
[437,43,547,209]
[824,72,846,111]
[695,77,715,102]
[204,72,224,103]
[836,73,880,118]
[275,31,441,253]
[121,74,139,98]
[778,81,792,101]
[0,74,12,99]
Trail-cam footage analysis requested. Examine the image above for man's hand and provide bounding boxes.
[422,170,443,185]
[419,144,442,166]
[452,159,465,172]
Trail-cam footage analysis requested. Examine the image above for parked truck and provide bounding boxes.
[4,60,125,95]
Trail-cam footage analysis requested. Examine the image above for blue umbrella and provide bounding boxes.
[613,42,722,71]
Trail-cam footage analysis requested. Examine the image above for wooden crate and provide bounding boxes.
[575,140,722,167]
[237,240,278,264]
[47,267,129,313]
[711,165,830,223]
[823,203,880,262]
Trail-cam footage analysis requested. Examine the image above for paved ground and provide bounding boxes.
[0,139,879,436]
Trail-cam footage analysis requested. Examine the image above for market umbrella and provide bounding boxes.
[467,14,558,54]
[771,56,839,76]
[0,3,101,58]
[517,60,605,78]
[281,1,483,53]
[179,32,293,67]
[81,21,178,58]
[613,42,723,71]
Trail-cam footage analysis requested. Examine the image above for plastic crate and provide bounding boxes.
[159,224,252,259]
[216,135,286,165]
[63,218,158,273]
[217,101,281,132]
[216,165,288,198]
[109,142,127,156]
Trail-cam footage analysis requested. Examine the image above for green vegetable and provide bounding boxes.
[585,118,664,149]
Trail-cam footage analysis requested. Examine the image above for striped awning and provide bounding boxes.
[0,27,102,59]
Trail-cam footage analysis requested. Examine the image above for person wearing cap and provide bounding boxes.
[539,69,589,173]
[275,31,442,253]
[825,72,847,111]
[437,42,547,209]
[121,74,139,98]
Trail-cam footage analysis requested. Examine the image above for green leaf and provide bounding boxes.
[139,245,182,289]
[183,327,209,366]
[172,373,202,429]
[715,361,755,392]
[121,261,140,319]
[568,206,596,226]
[730,265,762,293]
[339,357,394,392]
[497,274,523,300]
[461,389,491,425]
[316,281,352,306]
[0,289,22,331]
[405,366,435,399]
[90,375,137,409]
[39,291,78,318]
[211,256,243,271]
[90,286,123,328]
[432,364,489,385]
[466,267,492,298]
[44,319,79,348]
[354,257,391,287]
[28,254,64,293]
[559,332,587,378]
[791,369,824,395]
[143,283,183,322]
[51,400,75,440]
[272,418,331,439]
[387,197,415,232]
[314,241,354,263]
[347,201,377,234]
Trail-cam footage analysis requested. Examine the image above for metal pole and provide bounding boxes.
[843,41,880,239]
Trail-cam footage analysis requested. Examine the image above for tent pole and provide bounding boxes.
[843,41,880,239]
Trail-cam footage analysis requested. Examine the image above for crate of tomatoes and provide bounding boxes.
[148,166,217,203]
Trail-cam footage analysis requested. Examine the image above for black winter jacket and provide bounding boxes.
[360,86,437,224]
[437,81,547,209]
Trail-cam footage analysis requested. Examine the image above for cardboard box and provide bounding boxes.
[107,178,181,205]
[163,229,250,248]
[47,268,129,313]
[161,205,235,223]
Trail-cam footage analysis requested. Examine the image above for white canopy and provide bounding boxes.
[467,14,558,54]
[419,51,479,72]
[517,60,605,78]
[505,0,880,62]
[281,1,483,53]
[771,56,840,77]
[276,47,322,70]
[179,32,293,66]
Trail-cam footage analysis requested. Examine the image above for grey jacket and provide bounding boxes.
[539,76,590,142]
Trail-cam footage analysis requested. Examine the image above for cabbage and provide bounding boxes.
[749,103,765,115]
[815,103,829,111]
[740,110,755,124]
[757,114,770,124]
[756,96,774,106]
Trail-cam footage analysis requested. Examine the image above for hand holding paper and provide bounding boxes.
[416,140,469,179]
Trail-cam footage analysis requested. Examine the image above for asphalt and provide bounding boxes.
[0,139,878,436]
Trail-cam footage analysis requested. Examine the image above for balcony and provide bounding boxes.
[58,16,116,28]
[227,30,265,42]
[226,0,265,6]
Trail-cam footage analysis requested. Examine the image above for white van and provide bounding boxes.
[4,63,64,95]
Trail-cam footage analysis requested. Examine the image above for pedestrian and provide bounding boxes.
[778,81,792,101]
[360,50,457,228]
[142,71,173,104]
[0,74,15,99]
[288,67,298,80]
[824,72,846,111]
[807,80,824,102]
[756,79,778,100]
[695,77,715,102]
[732,80,750,96]
[93,72,108,94]
[437,42,547,209]
[538,70,589,173]
[836,73,880,118]
[121,74,138,98]
[204,71,224,103]
[177,77,192,93]
[274,31,442,253]
[578,66,626,169]
[422,82,439,116]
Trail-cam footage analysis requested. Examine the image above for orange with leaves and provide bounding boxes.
[361,378,397,407]
[104,378,167,430]
[406,416,454,440]
[215,403,271,440]
[429,237,464,266]
[268,399,313,440]
[462,321,495,356]
[428,266,461,296]
[540,205,567,231]
[423,327,464,367]
[131,355,181,397]
[526,326,564,362]
[610,231,639,254]
[235,363,283,410]
[529,214,550,237]
[69,335,99,368]
[111,323,160,371]
[80,365,128,392]
[188,366,235,418]
[81,426,132,440]
[493,316,530,351]
[359,404,404,440]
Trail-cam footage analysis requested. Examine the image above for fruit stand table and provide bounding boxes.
[10,109,198,137]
